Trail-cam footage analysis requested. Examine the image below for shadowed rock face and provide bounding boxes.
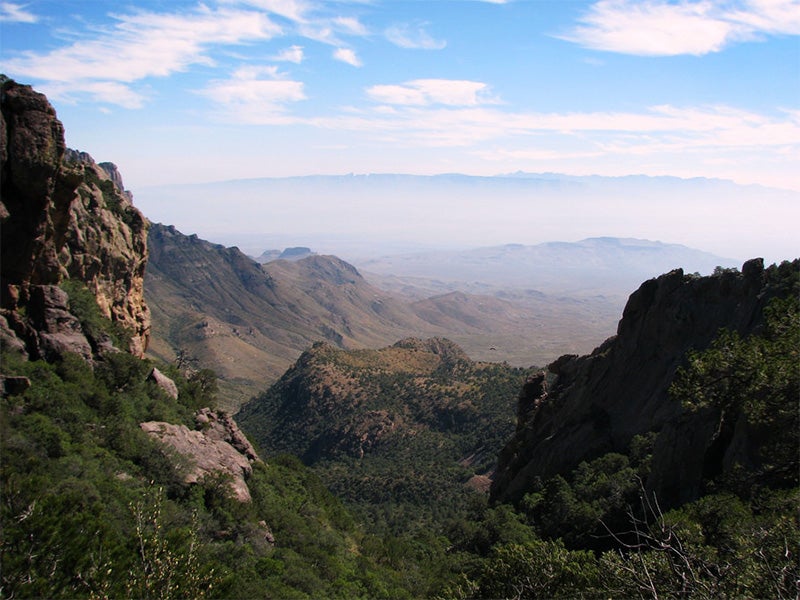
[491,258,799,508]
[1,77,150,358]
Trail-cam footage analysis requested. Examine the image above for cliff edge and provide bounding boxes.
[1,76,150,359]
[491,258,799,507]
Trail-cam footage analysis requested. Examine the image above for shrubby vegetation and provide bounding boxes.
[0,295,413,598]
[2,278,798,598]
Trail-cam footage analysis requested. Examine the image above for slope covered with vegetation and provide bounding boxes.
[237,338,535,535]
[0,281,421,598]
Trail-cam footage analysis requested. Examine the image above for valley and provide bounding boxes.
[146,222,736,410]
[2,77,798,599]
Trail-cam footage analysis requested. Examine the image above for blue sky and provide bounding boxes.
[2,0,798,192]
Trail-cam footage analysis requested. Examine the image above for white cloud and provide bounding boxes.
[333,47,362,66]
[273,44,305,62]
[197,65,305,123]
[288,100,799,192]
[333,16,368,36]
[728,0,800,35]
[0,1,37,23]
[41,80,148,109]
[228,0,312,23]
[385,22,446,49]
[562,0,800,56]
[367,79,496,106]
[3,6,281,106]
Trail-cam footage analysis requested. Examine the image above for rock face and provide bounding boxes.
[148,367,179,400]
[141,408,262,502]
[0,77,150,358]
[491,258,799,508]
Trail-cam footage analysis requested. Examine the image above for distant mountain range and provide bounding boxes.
[146,221,746,410]
[354,237,738,299]
[150,227,698,408]
[135,172,800,263]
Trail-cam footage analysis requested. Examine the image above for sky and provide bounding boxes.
[2,0,798,189]
[1,0,799,260]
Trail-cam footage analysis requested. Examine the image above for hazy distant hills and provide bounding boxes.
[355,237,738,299]
[135,172,799,262]
[145,223,431,408]
[146,225,651,409]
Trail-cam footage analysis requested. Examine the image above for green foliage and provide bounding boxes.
[520,451,645,550]
[60,279,133,349]
[671,295,800,488]
[0,346,415,599]
[599,488,800,599]
[5,266,799,598]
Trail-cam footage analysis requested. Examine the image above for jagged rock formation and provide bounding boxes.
[141,408,262,502]
[0,76,150,358]
[491,258,799,508]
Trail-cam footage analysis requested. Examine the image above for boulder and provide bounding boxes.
[148,367,179,400]
[141,409,262,502]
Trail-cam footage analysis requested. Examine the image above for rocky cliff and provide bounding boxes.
[491,258,799,508]
[0,76,150,358]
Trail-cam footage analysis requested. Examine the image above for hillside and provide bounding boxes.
[145,223,436,409]
[236,338,535,531]
[146,225,618,409]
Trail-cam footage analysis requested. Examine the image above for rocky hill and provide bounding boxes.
[237,338,534,528]
[1,76,150,360]
[491,258,800,508]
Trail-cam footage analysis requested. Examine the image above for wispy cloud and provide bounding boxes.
[273,44,304,62]
[562,0,800,56]
[333,47,362,66]
[367,79,496,106]
[197,65,305,123]
[3,5,282,107]
[305,100,800,167]
[227,0,312,23]
[334,16,368,36]
[385,22,446,49]
[0,1,37,23]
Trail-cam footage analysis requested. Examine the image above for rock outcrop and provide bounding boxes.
[1,76,150,359]
[491,258,799,508]
[148,367,179,400]
[141,408,262,502]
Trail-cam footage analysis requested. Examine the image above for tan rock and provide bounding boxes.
[148,367,179,400]
[1,78,150,360]
[141,409,261,502]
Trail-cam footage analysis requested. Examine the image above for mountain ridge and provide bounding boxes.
[146,225,630,408]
